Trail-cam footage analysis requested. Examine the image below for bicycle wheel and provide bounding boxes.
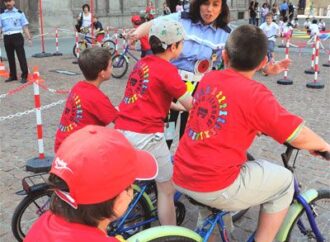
[11,190,52,242]
[286,189,330,241]
[72,41,87,58]
[127,226,203,242]
[108,191,152,238]
[111,54,129,79]
[102,40,116,56]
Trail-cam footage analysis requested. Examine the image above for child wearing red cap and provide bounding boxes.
[54,47,118,152]
[25,125,158,242]
[115,19,192,226]
[131,15,152,58]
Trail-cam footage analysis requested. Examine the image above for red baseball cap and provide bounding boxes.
[50,125,158,209]
[131,15,142,25]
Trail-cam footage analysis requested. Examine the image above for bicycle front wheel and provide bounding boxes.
[286,189,330,241]
[102,40,116,56]
[11,190,52,242]
[108,190,152,238]
[112,54,129,79]
[127,226,203,242]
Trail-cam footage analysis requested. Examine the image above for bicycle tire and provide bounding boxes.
[11,190,52,242]
[286,189,330,241]
[108,190,152,238]
[72,41,87,58]
[175,201,186,225]
[127,226,203,242]
[102,40,116,56]
[111,54,129,78]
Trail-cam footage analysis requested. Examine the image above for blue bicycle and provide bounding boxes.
[111,34,140,78]
[72,27,116,58]
[127,145,330,242]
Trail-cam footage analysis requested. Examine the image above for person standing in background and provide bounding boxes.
[0,0,31,84]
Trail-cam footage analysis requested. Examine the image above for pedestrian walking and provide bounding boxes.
[0,0,31,84]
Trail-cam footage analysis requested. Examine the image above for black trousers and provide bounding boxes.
[4,33,28,79]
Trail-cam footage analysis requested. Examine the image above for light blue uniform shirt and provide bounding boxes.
[159,12,230,73]
[0,7,29,33]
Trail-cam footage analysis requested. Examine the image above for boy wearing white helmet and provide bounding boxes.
[116,19,193,225]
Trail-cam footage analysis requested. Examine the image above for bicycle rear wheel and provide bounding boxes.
[11,190,52,242]
[111,54,129,78]
[102,40,116,56]
[286,189,330,241]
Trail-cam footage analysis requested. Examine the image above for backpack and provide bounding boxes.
[75,12,83,32]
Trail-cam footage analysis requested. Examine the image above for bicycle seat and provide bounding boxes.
[186,195,223,214]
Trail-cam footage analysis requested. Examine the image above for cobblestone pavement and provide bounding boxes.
[0,43,329,242]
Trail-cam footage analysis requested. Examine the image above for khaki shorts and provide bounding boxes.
[174,160,294,214]
[118,130,172,183]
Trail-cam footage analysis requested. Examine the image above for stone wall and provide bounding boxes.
[2,0,251,34]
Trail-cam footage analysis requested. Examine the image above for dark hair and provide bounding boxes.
[283,16,288,22]
[48,174,115,227]
[312,19,317,24]
[82,4,90,11]
[149,36,181,54]
[188,0,229,29]
[225,25,267,71]
[78,47,111,80]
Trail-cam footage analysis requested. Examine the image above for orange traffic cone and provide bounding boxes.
[0,61,9,78]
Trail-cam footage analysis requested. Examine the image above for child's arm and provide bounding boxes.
[263,58,291,75]
[177,94,193,111]
[289,125,330,156]
[170,101,186,111]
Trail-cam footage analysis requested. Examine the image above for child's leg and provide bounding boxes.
[156,180,176,225]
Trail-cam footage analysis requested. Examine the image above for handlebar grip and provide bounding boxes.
[315,151,330,161]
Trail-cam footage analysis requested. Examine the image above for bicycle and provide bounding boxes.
[72,27,116,58]
[127,145,330,242]
[11,156,251,241]
[10,175,185,241]
[111,34,140,79]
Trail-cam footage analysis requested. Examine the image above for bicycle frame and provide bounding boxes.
[108,181,183,237]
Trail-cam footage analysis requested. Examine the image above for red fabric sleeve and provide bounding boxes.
[162,68,187,100]
[247,85,303,144]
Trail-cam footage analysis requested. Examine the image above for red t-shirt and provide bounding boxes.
[24,211,120,242]
[174,69,303,192]
[115,55,187,133]
[54,81,118,152]
[140,35,151,51]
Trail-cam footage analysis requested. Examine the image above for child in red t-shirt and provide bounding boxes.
[115,19,192,226]
[131,15,153,58]
[173,25,330,242]
[25,126,158,242]
[54,47,118,152]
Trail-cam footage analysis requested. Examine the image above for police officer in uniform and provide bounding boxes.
[0,0,32,83]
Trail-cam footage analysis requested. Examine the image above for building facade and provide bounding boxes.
[1,0,328,34]
[1,0,251,34]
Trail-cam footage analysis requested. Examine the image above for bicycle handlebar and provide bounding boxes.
[315,151,330,161]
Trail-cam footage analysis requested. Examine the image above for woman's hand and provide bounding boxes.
[264,58,292,75]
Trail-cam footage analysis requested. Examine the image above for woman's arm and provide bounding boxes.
[129,21,153,41]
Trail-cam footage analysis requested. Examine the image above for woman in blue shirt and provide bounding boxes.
[130,0,290,146]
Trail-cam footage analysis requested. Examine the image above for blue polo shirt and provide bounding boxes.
[0,7,29,33]
[158,12,230,73]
